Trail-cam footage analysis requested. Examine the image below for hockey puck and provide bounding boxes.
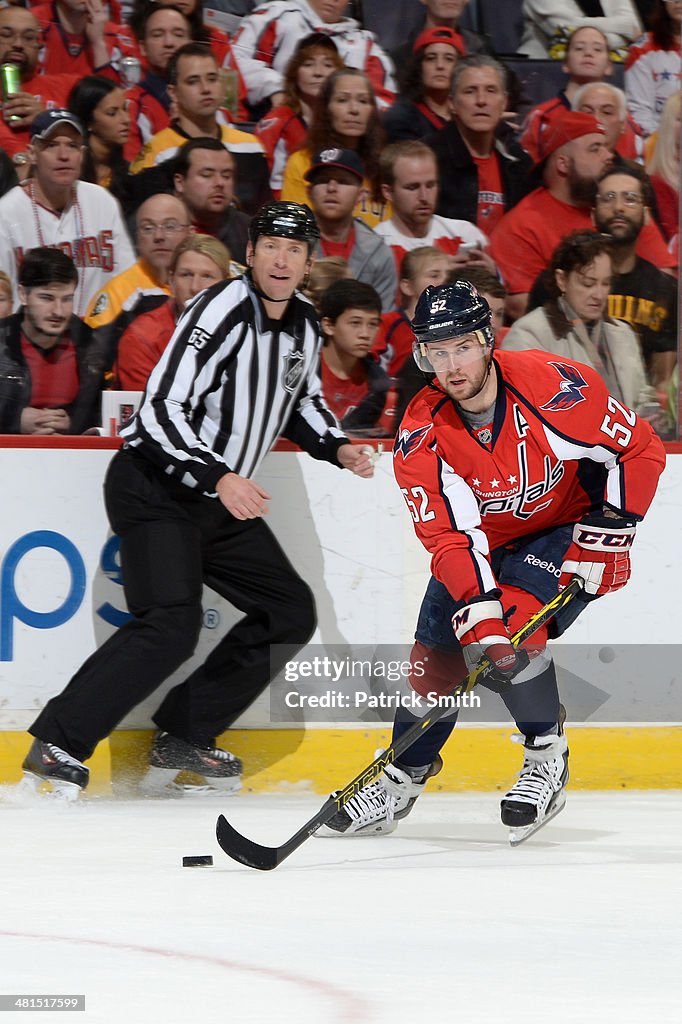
[182,855,213,867]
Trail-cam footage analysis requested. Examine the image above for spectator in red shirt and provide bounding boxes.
[423,55,533,238]
[520,26,615,163]
[489,109,673,320]
[126,4,192,159]
[374,244,451,377]
[320,278,394,436]
[31,0,138,78]
[0,6,85,161]
[130,0,250,119]
[256,32,343,197]
[572,81,644,162]
[0,247,106,434]
[115,233,232,390]
[230,0,396,112]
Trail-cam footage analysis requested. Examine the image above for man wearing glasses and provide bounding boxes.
[592,166,678,394]
[84,192,192,370]
[0,5,109,162]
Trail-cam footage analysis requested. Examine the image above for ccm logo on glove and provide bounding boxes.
[574,528,634,549]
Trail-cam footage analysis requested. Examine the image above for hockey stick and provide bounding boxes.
[216,577,584,870]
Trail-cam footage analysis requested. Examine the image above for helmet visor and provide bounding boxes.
[413,331,490,373]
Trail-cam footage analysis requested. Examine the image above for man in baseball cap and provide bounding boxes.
[489,109,612,320]
[305,147,397,311]
[29,109,85,142]
[304,148,365,184]
[535,108,606,167]
[412,26,465,55]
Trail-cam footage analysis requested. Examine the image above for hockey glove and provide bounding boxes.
[453,598,525,683]
[559,513,637,596]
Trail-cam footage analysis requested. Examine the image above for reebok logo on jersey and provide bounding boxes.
[540,362,589,412]
[393,423,434,460]
[524,554,561,578]
[187,326,212,350]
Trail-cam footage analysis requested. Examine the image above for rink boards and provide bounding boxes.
[0,438,680,792]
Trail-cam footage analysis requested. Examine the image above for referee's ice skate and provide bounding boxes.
[501,732,569,846]
[21,739,89,800]
[140,732,242,796]
[317,755,442,836]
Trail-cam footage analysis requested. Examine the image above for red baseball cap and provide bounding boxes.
[538,110,606,163]
[413,26,465,55]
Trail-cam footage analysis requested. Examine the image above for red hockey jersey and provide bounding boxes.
[393,349,665,604]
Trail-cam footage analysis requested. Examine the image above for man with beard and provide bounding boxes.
[489,110,669,321]
[173,138,250,265]
[0,6,92,162]
[0,247,106,434]
[592,166,678,392]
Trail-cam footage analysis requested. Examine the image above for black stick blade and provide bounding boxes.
[216,814,280,870]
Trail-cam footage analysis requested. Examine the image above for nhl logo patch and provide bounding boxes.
[282,349,305,392]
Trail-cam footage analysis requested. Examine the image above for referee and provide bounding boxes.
[23,201,374,798]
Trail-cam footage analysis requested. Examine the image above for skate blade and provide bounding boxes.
[139,766,241,798]
[508,792,566,847]
[315,820,398,838]
[20,771,82,802]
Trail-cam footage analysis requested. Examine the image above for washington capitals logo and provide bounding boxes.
[393,423,434,460]
[540,363,589,412]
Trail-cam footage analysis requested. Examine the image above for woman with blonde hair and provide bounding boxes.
[115,235,232,390]
[646,90,681,243]
[281,67,389,228]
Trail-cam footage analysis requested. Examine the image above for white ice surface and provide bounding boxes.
[1,790,680,1024]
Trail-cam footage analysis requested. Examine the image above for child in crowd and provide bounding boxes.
[304,256,353,312]
[453,267,509,344]
[521,26,622,163]
[320,279,395,437]
[374,246,451,377]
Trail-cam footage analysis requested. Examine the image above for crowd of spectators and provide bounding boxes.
[0,0,678,438]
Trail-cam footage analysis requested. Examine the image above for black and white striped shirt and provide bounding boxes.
[122,275,347,494]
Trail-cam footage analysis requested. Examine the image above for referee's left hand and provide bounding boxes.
[338,444,374,479]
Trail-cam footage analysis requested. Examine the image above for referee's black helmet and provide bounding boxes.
[249,201,320,251]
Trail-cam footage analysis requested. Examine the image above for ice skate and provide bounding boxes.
[139,731,242,796]
[317,754,443,836]
[501,732,569,846]
[21,739,89,801]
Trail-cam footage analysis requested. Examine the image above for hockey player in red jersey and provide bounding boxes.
[320,280,665,843]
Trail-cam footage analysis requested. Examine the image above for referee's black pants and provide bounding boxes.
[30,448,317,762]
